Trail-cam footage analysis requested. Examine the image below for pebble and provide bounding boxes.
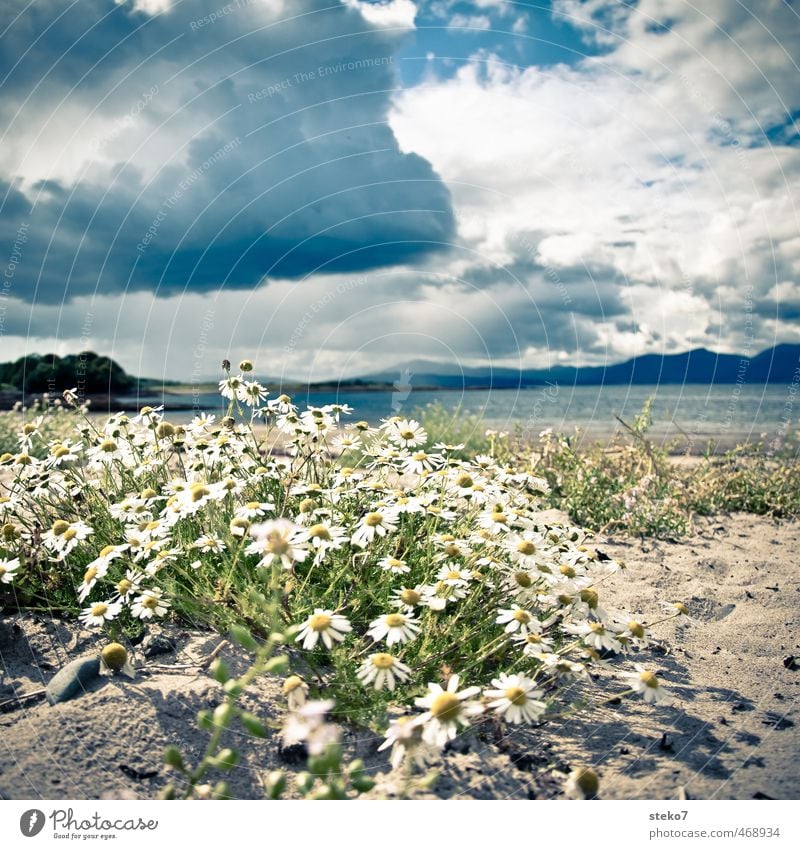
[142,633,175,658]
[45,656,101,705]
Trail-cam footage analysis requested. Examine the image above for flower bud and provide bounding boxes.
[100,642,128,672]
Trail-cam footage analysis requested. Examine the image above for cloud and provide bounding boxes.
[0,0,454,304]
[448,14,492,31]
[390,0,800,361]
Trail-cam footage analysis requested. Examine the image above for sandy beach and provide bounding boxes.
[1,511,797,801]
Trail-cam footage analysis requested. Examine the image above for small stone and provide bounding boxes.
[142,634,175,658]
[45,656,101,705]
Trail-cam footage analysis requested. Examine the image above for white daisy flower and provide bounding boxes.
[484,672,546,724]
[402,451,441,476]
[0,557,21,584]
[378,716,439,770]
[623,664,671,705]
[130,588,170,619]
[390,585,425,611]
[495,605,541,636]
[283,675,309,711]
[435,564,472,587]
[386,418,427,448]
[565,621,623,653]
[113,569,143,602]
[378,555,410,574]
[240,380,267,407]
[368,612,420,646]
[351,508,399,548]
[512,631,555,656]
[76,560,109,603]
[357,653,411,691]
[219,374,244,400]
[414,674,483,747]
[247,519,309,570]
[41,519,93,559]
[79,600,122,628]
[193,534,227,554]
[296,609,352,650]
[304,522,348,561]
[420,580,468,610]
[235,501,274,520]
[282,699,340,756]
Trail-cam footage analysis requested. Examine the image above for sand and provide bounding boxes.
[1,512,798,801]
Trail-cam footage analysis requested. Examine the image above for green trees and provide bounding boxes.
[0,352,134,393]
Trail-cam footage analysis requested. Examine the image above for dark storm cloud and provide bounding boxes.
[0,0,454,303]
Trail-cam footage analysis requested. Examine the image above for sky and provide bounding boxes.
[0,0,799,383]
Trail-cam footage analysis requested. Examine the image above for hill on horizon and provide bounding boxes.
[357,344,800,389]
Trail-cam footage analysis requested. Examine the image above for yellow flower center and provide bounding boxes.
[492,512,507,524]
[364,512,383,527]
[99,545,116,558]
[514,571,532,588]
[385,613,405,628]
[53,445,70,458]
[560,564,576,578]
[400,589,420,605]
[299,498,316,513]
[83,566,98,585]
[517,541,536,556]
[399,429,415,440]
[117,579,132,595]
[52,520,70,536]
[101,643,128,671]
[628,621,645,639]
[574,768,599,797]
[512,609,531,623]
[308,524,331,541]
[63,528,77,542]
[525,634,542,644]
[100,439,117,452]
[386,558,404,568]
[446,570,462,581]
[266,533,290,555]
[309,614,331,632]
[579,588,599,609]
[0,566,6,578]
[142,595,159,609]
[283,675,304,694]
[371,653,394,670]
[91,603,108,617]
[639,671,659,688]
[191,485,210,502]
[455,473,474,488]
[430,692,461,722]
[504,686,527,707]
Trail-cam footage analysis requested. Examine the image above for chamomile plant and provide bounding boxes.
[0,360,685,787]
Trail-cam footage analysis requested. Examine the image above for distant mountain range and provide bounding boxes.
[357,344,800,389]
